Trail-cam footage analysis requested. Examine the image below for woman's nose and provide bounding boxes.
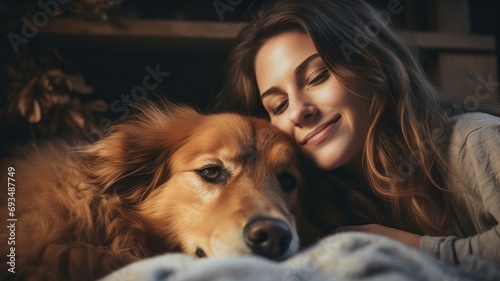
[288,98,317,128]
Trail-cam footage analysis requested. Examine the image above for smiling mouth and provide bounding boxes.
[302,115,341,146]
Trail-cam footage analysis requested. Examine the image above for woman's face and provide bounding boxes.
[255,32,371,171]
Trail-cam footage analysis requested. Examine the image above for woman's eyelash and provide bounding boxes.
[271,100,288,115]
[308,69,329,85]
[267,69,328,116]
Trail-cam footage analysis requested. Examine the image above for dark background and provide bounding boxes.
[0,0,498,156]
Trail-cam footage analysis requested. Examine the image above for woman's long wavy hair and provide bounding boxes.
[208,0,461,236]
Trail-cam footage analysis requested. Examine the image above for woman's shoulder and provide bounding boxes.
[447,112,500,143]
[442,112,500,193]
[448,111,500,130]
[442,112,499,166]
[438,112,499,181]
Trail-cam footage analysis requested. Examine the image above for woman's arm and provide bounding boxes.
[335,113,500,266]
[334,224,421,249]
[419,113,500,265]
[420,226,500,265]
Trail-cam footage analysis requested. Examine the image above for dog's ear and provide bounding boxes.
[82,103,200,201]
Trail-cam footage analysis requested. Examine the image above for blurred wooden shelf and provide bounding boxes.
[399,31,495,52]
[38,19,241,52]
[38,18,496,53]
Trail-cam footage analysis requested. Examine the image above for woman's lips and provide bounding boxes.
[302,116,341,146]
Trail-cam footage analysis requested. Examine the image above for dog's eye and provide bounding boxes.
[277,172,297,192]
[198,166,227,184]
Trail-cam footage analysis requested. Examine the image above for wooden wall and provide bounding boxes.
[0,0,498,152]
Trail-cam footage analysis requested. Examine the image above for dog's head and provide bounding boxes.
[84,103,306,259]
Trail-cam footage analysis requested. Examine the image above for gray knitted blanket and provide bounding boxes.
[99,232,500,281]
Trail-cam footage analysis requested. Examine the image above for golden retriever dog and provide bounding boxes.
[0,103,345,281]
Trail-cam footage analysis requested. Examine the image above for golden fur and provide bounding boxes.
[0,103,350,281]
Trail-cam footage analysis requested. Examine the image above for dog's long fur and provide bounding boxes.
[1,103,349,281]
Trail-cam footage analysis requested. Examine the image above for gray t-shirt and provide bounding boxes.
[420,112,500,266]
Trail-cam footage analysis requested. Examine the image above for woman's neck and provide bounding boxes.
[342,151,367,183]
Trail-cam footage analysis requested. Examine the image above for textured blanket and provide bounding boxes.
[99,232,500,281]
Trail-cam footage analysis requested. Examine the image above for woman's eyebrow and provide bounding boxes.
[294,53,320,77]
[260,86,280,100]
[260,53,320,100]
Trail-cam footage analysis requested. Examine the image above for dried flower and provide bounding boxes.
[1,47,108,141]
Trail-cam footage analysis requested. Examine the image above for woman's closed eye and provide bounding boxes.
[271,99,288,115]
[307,68,329,86]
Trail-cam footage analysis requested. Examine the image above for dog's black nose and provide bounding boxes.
[244,217,292,259]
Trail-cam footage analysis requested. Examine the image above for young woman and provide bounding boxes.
[208,0,500,266]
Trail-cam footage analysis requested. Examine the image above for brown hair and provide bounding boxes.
[209,0,459,235]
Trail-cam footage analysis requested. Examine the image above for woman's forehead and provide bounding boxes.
[254,32,319,91]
